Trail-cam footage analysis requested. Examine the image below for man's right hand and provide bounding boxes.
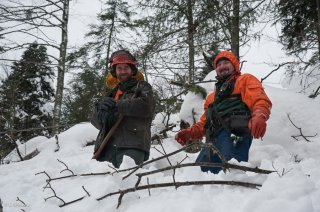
[175,129,192,145]
[99,97,116,111]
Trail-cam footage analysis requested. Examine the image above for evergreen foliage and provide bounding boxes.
[276,0,320,63]
[68,0,138,78]
[62,68,104,126]
[0,43,54,159]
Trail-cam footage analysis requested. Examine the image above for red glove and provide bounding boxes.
[248,111,267,139]
[175,129,192,145]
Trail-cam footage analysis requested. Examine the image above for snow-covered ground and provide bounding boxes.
[1,72,320,212]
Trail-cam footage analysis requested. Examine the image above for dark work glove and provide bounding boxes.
[99,97,116,111]
[97,109,108,125]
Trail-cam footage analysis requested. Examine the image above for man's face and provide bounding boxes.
[215,59,235,79]
[116,63,132,82]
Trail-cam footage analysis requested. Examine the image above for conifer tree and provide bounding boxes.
[0,42,54,160]
[62,68,103,125]
[276,0,320,63]
[68,0,138,81]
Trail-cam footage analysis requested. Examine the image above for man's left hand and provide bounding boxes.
[248,111,267,139]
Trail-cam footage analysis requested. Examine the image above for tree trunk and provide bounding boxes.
[231,0,240,59]
[187,0,195,83]
[104,1,117,92]
[105,1,118,76]
[52,0,70,135]
[316,0,320,59]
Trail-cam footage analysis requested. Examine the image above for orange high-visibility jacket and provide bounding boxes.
[188,73,272,139]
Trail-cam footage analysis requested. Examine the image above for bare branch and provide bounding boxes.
[261,62,294,83]
[287,114,317,142]
[97,180,262,208]
[82,186,91,197]
[122,143,225,180]
[16,197,27,207]
[57,159,75,175]
[54,135,60,152]
[309,86,320,98]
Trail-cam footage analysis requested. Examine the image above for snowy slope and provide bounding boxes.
[1,75,320,212]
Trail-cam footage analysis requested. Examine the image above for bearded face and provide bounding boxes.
[215,59,235,80]
[115,63,133,82]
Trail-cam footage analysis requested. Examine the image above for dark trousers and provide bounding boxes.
[98,138,146,168]
[195,129,252,174]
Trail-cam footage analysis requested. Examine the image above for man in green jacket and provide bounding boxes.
[91,50,155,168]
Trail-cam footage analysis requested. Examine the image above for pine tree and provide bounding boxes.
[0,42,54,160]
[276,0,320,63]
[62,68,103,126]
[68,0,138,81]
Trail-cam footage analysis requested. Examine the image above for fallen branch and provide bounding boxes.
[43,181,66,205]
[122,143,225,180]
[134,161,274,187]
[57,159,75,175]
[97,180,262,208]
[36,171,91,208]
[60,187,92,208]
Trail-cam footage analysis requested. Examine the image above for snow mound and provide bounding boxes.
[1,80,320,211]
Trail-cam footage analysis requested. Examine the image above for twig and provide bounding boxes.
[97,180,262,208]
[43,181,66,204]
[172,164,177,189]
[178,154,189,164]
[80,172,111,176]
[160,141,172,167]
[309,86,320,98]
[152,146,165,155]
[261,62,293,83]
[54,135,60,152]
[48,175,77,181]
[16,197,27,207]
[82,186,91,197]
[287,114,317,142]
[147,178,151,196]
[151,124,177,143]
[271,162,292,177]
[36,170,92,208]
[35,171,52,188]
[59,196,85,208]
[122,143,223,180]
[57,159,75,175]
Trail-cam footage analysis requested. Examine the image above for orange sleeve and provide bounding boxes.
[235,74,272,119]
[188,92,215,139]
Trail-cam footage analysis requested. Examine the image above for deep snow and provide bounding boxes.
[1,72,320,212]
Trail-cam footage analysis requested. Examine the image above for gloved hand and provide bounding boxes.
[175,129,192,145]
[99,97,116,111]
[248,111,267,139]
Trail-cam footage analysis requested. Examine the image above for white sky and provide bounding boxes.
[0,0,289,86]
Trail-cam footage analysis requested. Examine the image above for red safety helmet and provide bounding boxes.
[109,50,138,77]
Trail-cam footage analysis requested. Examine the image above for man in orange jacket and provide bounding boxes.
[175,50,272,173]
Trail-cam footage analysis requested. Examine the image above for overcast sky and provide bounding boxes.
[1,0,288,86]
